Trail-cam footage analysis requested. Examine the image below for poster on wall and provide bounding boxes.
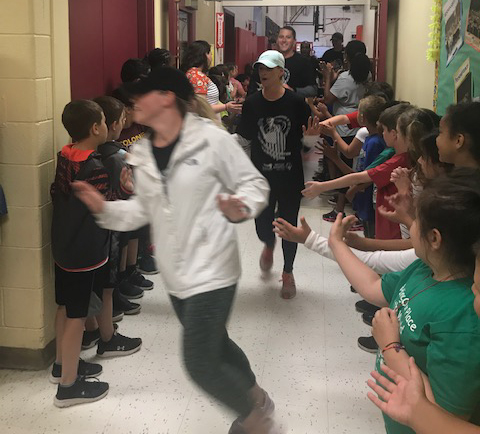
[454,57,473,102]
[466,0,480,51]
[444,0,464,65]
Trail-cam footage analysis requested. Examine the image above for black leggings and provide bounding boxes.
[255,185,302,273]
[170,286,256,417]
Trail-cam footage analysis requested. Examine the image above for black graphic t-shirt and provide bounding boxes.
[237,90,310,190]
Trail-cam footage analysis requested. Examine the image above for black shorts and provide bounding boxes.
[55,265,107,318]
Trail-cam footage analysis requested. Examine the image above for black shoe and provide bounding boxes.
[322,209,338,222]
[112,310,124,322]
[54,376,109,408]
[113,290,141,315]
[81,329,100,350]
[96,332,142,358]
[137,254,159,275]
[350,285,357,293]
[49,359,103,384]
[128,270,154,291]
[362,312,374,327]
[355,300,380,315]
[357,336,378,353]
[119,279,144,299]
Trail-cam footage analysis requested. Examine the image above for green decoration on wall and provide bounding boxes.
[436,0,480,115]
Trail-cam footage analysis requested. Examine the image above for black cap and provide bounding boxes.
[331,32,344,42]
[122,66,195,102]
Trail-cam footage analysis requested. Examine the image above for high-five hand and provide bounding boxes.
[216,194,250,223]
[72,181,106,214]
[273,217,312,244]
[302,181,328,199]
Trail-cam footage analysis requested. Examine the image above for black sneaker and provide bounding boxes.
[113,290,141,315]
[362,312,374,327]
[322,209,338,222]
[137,254,159,275]
[82,329,100,350]
[119,279,144,299]
[128,270,154,291]
[54,376,109,408]
[112,310,124,322]
[49,359,103,384]
[96,332,142,358]
[355,300,380,315]
[358,336,379,353]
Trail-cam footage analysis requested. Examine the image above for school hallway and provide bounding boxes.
[0,195,385,434]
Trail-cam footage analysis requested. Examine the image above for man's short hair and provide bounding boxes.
[62,100,103,142]
[331,32,344,42]
[93,96,125,129]
[280,26,296,40]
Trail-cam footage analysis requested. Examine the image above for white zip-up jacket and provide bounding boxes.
[95,113,270,299]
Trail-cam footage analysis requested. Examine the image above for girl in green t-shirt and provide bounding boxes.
[327,168,480,434]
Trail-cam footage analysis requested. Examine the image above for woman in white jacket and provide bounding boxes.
[74,67,276,434]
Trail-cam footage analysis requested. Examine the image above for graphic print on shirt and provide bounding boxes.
[283,68,291,85]
[257,116,292,166]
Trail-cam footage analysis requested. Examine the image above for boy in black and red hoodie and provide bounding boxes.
[50,100,136,407]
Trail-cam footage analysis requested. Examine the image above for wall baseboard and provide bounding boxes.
[0,339,56,370]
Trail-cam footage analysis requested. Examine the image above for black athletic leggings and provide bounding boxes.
[255,185,302,273]
[170,286,256,417]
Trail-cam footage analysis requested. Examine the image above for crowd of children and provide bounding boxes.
[49,34,480,434]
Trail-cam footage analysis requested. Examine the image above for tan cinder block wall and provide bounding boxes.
[0,0,70,359]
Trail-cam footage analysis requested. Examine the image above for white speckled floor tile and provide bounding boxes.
[0,199,384,434]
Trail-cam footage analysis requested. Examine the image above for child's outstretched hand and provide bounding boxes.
[328,212,358,247]
[302,181,328,199]
[216,194,250,223]
[390,167,411,195]
[378,193,414,227]
[72,181,106,214]
[273,216,311,244]
[302,116,321,136]
[367,358,426,427]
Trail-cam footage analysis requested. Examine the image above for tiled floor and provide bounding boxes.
[0,201,385,434]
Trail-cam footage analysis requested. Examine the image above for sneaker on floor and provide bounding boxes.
[113,290,141,315]
[358,336,378,353]
[281,272,296,299]
[54,376,109,408]
[229,390,276,434]
[112,310,124,322]
[119,279,144,299]
[355,300,380,315]
[81,328,100,350]
[259,244,274,272]
[127,270,154,291]
[349,220,365,232]
[49,359,103,384]
[137,254,159,275]
[327,196,338,206]
[322,209,338,222]
[362,312,374,327]
[96,332,142,358]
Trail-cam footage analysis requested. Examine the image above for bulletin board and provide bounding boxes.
[436,0,480,115]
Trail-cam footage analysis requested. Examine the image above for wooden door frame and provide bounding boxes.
[168,0,196,67]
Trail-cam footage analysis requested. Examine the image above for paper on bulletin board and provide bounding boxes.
[444,0,464,65]
[465,0,480,51]
[454,57,472,102]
